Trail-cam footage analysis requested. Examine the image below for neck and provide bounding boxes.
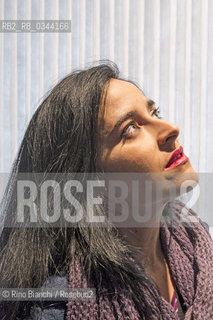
[120,226,164,266]
[118,202,167,268]
[118,203,174,303]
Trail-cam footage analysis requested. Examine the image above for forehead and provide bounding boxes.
[104,78,147,108]
[99,79,148,131]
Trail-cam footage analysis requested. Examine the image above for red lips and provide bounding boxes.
[165,146,188,170]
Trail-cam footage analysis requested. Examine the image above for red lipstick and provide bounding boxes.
[165,146,188,170]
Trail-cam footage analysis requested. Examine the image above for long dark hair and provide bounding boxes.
[0,62,161,319]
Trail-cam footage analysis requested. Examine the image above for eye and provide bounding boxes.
[121,122,139,139]
[151,107,162,119]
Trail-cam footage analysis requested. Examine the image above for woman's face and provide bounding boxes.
[98,79,196,181]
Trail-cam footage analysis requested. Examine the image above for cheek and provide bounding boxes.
[100,145,154,172]
[100,131,159,172]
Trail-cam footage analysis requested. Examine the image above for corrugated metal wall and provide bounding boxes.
[1,0,213,173]
[0,0,212,234]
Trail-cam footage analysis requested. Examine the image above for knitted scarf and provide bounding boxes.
[66,201,213,320]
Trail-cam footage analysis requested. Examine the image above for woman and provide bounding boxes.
[0,62,212,319]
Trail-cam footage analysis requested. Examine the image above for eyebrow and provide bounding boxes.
[105,99,155,137]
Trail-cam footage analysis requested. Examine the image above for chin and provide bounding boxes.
[176,162,199,198]
[176,160,198,183]
[154,161,199,203]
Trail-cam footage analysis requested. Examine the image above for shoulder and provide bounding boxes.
[24,304,66,320]
[24,270,68,320]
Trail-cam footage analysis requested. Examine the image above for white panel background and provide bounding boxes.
[0,0,213,236]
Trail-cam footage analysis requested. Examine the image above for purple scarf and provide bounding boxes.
[66,201,213,319]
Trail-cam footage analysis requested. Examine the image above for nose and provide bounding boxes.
[156,120,180,149]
